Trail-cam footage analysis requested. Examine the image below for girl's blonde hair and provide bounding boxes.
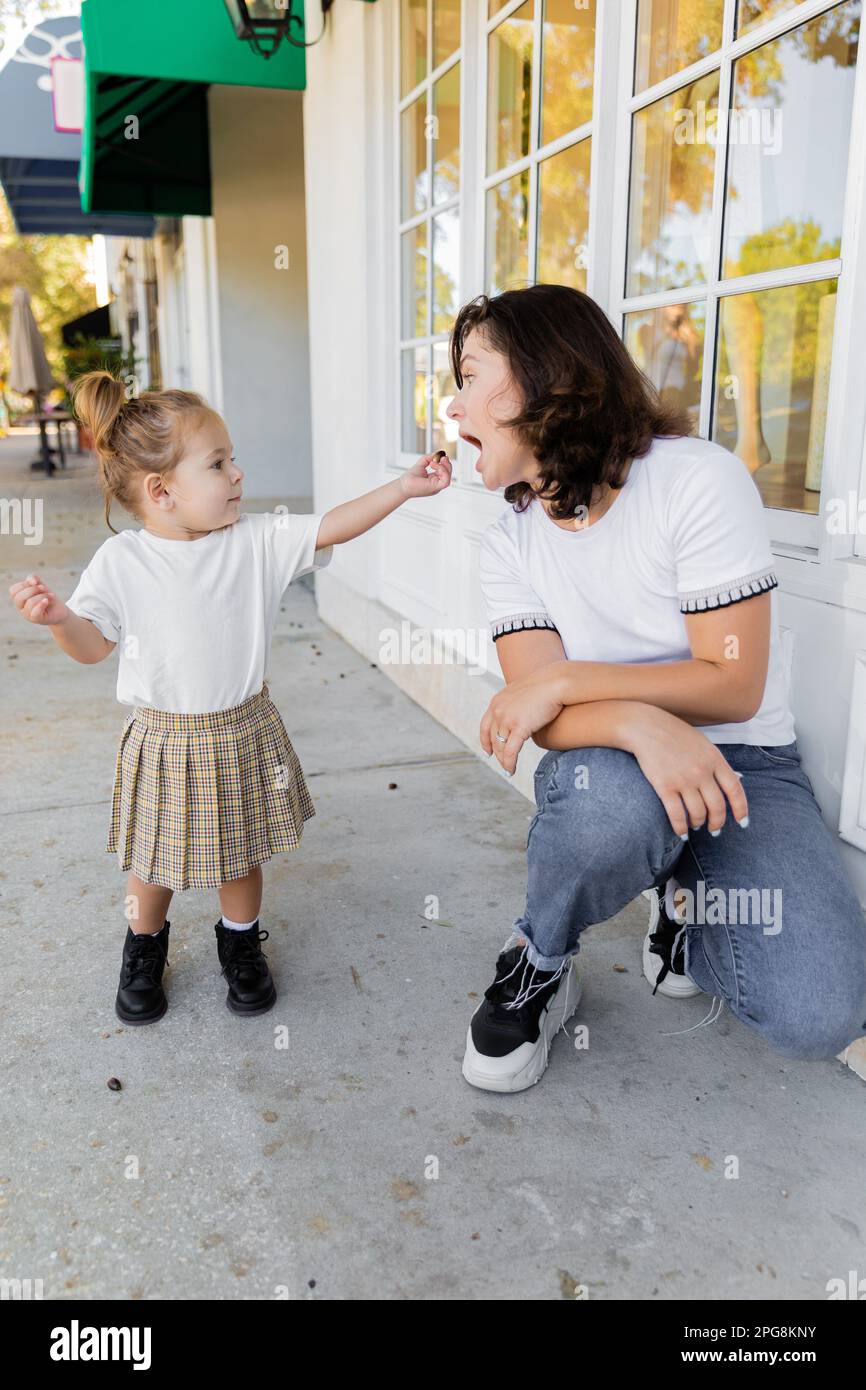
[71,371,214,534]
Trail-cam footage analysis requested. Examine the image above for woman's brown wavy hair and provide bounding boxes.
[449,284,694,520]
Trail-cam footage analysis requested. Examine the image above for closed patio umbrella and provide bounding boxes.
[9,287,54,395]
[9,286,57,474]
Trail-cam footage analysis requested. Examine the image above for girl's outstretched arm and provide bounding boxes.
[9,574,115,663]
[315,452,452,549]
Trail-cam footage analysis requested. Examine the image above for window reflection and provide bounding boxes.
[486,169,531,292]
[432,342,459,452]
[401,225,428,339]
[433,63,461,203]
[402,346,430,452]
[433,207,460,331]
[401,0,428,96]
[433,0,461,68]
[487,1,535,175]
[737,0,798,37]
[624,302,705,430]
[713,281,837,513]
[540,0,595,146]
[634,0,723,92]
[537,138,591,290]
[626,70,719,295]
[401,95,428,218]
[723,1,861,280]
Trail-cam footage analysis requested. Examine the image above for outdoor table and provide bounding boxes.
[23,410,79,476]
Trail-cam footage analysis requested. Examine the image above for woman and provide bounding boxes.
[446,284,866,1094]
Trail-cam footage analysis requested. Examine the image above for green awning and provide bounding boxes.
[80,0,306,217]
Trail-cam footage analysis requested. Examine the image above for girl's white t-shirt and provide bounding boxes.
[65,511,333,713]
[479,434,796,746]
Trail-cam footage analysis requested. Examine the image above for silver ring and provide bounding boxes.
[495,731,507,742]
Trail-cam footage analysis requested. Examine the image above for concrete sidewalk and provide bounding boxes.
[1,431,864,1302]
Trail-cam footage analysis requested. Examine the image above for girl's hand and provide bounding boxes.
[399,451,453,499]
[480,671,565,775]
[9,574,70,626]
[620,704,749,837]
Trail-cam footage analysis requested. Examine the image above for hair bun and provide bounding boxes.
[71,371,128,459]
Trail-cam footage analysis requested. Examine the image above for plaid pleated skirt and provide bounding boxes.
[106,681,315,891]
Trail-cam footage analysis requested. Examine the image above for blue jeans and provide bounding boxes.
[512,741,866,1060]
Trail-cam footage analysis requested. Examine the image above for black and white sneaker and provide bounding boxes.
[641,885,702,998]
[462,941,582,1093]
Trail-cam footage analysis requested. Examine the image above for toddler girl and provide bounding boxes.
[9,371,451,1024]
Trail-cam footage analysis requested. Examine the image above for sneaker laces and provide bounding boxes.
[488,943,573,1041]
[121,932,168,986]
[647,919,687,996]
[219,928,271,983]
[660,995,725,1037]
[650,885,725,1036]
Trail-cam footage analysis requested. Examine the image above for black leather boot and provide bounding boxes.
[115,921,170,1025]
[214,920,276,1015]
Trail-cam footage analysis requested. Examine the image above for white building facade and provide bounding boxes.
[299,0,866,927]
[97,83,312,500]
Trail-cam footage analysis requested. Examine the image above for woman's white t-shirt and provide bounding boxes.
[65,511,333,713]
[478,435,795,746]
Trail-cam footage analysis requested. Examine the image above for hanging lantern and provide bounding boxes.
[223,1,293,59]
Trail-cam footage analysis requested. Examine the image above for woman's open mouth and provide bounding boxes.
[460,432,484,470]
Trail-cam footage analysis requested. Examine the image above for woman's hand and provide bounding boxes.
[399,451,453,499]
[619,704,749,836]
[480,669,565,774]
[9,574,70,626]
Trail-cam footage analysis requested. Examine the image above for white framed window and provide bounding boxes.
[395,0,609,485]
[612,0,863,551]
[397,0,463,461]
[394,0,866,558]
[482,0,596,295]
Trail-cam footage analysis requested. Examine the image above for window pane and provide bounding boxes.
[433,207,460,332]
[432,342,459,452]
[401,0,428,97]
[634,0,723,93]
[401,94,429,219]
[537,137,591,290]
[402,346,430,452]
[487,1,535,175]
[486,170,531,292]
[624,301,705,431]
[540,0,595,146]
[433,0,461,68]
[432,62,461,202]
[737,0,799,37]
[626,70,719,296]
[723,2,861,280]
[712,280,837,513]
[401,225,428,339]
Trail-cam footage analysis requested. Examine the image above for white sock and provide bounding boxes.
[220,914,259,931]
